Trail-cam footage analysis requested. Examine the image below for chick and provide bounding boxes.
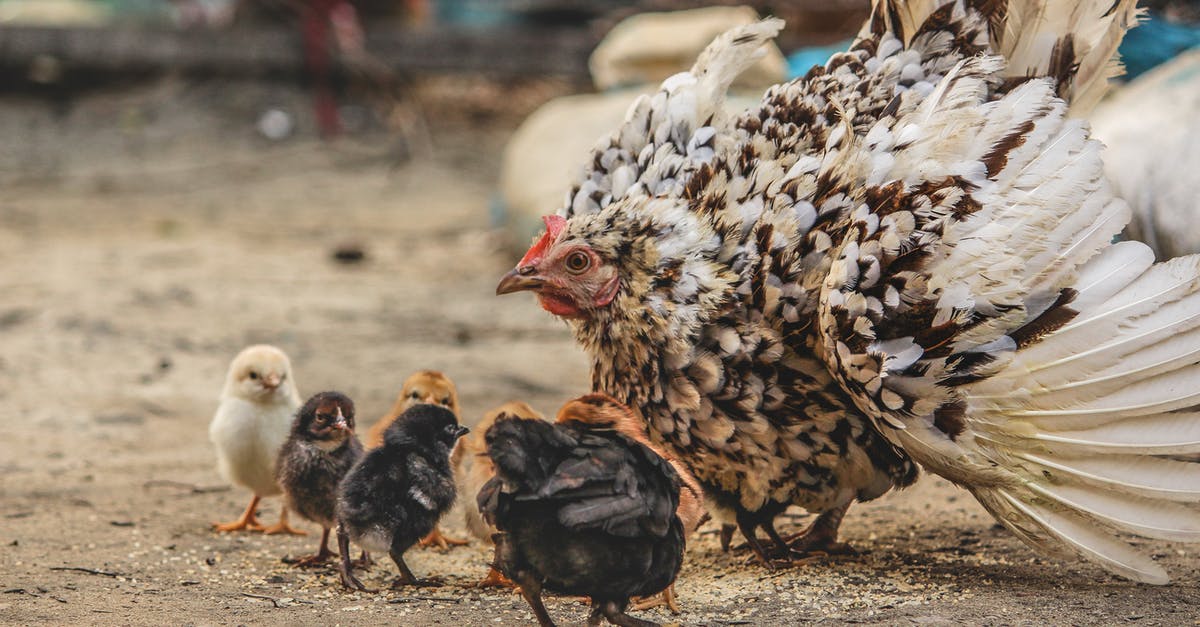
[209,344,305,535]
[478,393,685,627]
[276,391,365,567]
[453,400,545,587]
[336,403,468,591]
[365,370,459,447]
[556,396,708,615]
[365,370,467,550]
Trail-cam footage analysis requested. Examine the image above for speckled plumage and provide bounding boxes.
[502,1,1200,583]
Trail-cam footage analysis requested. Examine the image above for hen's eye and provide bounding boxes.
[249,371,259,380]
[564,251,591,274]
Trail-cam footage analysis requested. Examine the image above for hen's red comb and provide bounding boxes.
[518,215,566,267]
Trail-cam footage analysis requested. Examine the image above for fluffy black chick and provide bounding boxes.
[275,391,364,567]
[478,414,684,627]
[335,403,467,591]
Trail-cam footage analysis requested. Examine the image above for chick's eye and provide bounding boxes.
[409,391,421,400]
[440,397,451,406]
[249,371,259,380]
[564,251,591,274]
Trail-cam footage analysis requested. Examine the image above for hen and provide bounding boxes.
[499,0,1200,583]
[479,399,685,627]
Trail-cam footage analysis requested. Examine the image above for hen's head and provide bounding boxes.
[223,344,299,404]
[496,203,728,335]
[496,215,623,319]
[295,391,355,448]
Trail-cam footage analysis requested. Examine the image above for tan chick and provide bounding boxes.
[556,394,708,615]
[209,345,306,535]
[366,370,467,549]
[454,400,546,587]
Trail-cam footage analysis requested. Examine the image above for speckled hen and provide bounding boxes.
[499,0,1200,583]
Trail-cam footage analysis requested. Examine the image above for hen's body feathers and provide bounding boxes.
[506,0,1200,582]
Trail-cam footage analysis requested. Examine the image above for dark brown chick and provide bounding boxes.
[276,391,364,567]
[557,394,708,615]
[479,393,684,627]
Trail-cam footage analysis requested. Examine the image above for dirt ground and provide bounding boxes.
[1,79,1198,627]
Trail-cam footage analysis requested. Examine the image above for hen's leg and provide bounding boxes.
[736,512,777,569]
[291,526,337,567]
[336,525,373,592]
[785,502,856,555]
[719,524,736,552]
[601,599,658,627]
[262,505,307,536]
[212,494,265,532]
[586,602,604,627]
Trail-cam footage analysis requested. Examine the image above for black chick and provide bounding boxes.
[477,412,685,627]
[276,391,365,567]
[335,403,467,591]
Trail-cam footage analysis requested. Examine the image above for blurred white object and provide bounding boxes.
[1092,49,1200,258]
[500,6,783,243]
[257,108,295,142]
[590,5,786,91]
[0,0,108,26]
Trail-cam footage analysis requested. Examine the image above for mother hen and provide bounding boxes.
[499,0,1200,583]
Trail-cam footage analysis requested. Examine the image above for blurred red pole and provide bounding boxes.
[303,0,341,137]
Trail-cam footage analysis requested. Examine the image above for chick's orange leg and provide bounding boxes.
[417,527,467,550]
[476,566,515,588]
[262,505,308,536]
[212,494,266,532]
[630,583,680,614]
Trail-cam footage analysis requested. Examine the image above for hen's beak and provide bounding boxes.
[496,267,545,295]
[454,425,470,439]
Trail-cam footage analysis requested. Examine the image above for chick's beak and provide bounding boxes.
[455,425,470,439]
[262,374,281,389]
[496,266,545,295]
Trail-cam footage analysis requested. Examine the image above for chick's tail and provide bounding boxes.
[862,0,1141,113]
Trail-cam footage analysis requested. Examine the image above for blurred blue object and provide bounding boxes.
[434,0,517,27]
[786,40,852,79]
[1119,13,1200,80]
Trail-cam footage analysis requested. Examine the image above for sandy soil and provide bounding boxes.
[1,80,1198,626]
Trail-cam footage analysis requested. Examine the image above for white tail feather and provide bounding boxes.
[995,489,1170,584]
